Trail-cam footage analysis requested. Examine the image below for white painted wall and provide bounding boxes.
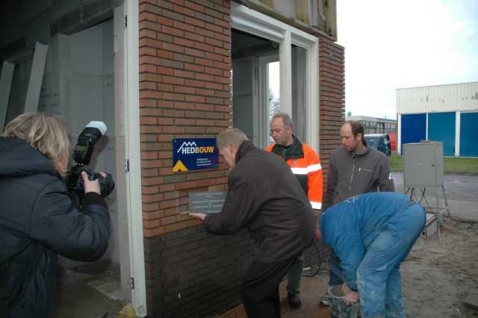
[397,82,478,114]
[68,20,119,264]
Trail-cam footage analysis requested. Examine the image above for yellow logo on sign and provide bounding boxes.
[173,160,188,172]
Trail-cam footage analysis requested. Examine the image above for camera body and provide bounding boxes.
[66,121,115,199]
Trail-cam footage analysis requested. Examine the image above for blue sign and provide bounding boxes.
[173,138,219,172]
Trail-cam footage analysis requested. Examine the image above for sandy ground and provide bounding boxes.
[401,218,478,318]
[222,173,478,318]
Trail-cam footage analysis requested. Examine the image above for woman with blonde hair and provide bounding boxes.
[0,112,110,318]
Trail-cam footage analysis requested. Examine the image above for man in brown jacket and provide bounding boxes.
[190,128,315,318]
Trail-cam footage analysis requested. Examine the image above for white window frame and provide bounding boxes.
[232,2,320,151]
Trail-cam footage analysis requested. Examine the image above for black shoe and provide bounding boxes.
[287,293,302,310]
[320,295,331,306]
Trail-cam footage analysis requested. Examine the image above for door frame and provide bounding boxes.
[231,2,320,151]
[118,0,147,316]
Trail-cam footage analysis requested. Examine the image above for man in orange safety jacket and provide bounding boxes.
[266,112,323,309]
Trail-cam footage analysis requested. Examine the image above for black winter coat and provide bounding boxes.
[204,141,315,263]
[0,137,110,318]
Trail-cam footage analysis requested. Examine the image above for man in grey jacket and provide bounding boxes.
[322,121,394,305]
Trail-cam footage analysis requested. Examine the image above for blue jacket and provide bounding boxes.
[320,192,414,290]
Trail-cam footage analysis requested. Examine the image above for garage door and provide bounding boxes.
[460,112,478,157]
[429,112,455,156]
[401,113,426,154]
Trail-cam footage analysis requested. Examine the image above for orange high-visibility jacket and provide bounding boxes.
[266,136,323,210]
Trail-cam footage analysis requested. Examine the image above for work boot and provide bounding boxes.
[287,293,302,309]
[320,295,331,306]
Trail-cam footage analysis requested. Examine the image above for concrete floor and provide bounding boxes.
[52,264,125,318]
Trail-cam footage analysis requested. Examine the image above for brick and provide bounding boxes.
[175,181,197,190]
[144,219,161,228]
[140,46,157,56]
[156,66,175,76]
[194,57,214,67]
[139,11,157,22]
[185,95,205,103]
[161,76,184,85]
[144,227,165,237]
[143,210,165,220]
[184,79,205,88]
[195,27,214,38]
[195,42,215,53]
[174,69,195,79]
[174,86,195,94]
[185,47,205,58]
[204,22,222,34]
[162,221,189,234]
[195,73,214,82]
[185,0,205,13]
[157,83,174,92]
[140,73,161,82]
[172,4,195,17]
[204,67,222,76]
[184,63,205,73]
[140,29,157,39]
[140,90,162,99]
[140,116,157,125]
[161,9,185,22]
[140,38,162,49]
[162,42,185,53]
[174,37,196,48]
[160,215,177,225]
[173,20,195,32]
[140,99,157,108]
[175,118,196,126]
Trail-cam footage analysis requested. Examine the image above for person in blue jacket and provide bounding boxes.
[318,192,426,317]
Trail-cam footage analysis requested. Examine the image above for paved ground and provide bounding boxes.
[392,172,478,222]
[53,173,478,318]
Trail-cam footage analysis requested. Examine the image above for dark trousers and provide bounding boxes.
[241,257,297,318]
[0,290,9,318]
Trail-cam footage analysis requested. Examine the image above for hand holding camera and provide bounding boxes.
[80,170,114,196]
[66,121,115,200]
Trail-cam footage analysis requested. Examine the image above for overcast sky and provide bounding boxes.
[337,0,478,119]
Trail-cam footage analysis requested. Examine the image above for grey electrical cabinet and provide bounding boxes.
[403,141,444,187]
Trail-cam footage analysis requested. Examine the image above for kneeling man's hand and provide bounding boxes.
[343,290,359,306]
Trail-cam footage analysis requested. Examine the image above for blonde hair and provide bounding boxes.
[3,113,70,170]
[217,128,248,150]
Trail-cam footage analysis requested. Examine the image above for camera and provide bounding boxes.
[66,121,115,199]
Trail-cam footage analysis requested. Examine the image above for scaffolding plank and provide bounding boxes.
[0,61,15,131]
[24,42,48,114]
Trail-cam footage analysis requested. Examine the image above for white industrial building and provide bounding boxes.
[397,82,478,157]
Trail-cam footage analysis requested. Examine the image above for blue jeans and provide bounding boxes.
[356,203,425,318]
[328,250,344,286]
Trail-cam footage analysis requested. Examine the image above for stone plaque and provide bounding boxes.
[188,191,226,214]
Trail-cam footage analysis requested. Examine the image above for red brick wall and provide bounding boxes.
[138,1,255,317]
[319,37,345,207]
[137,1,345,316]
[139,0,232,238]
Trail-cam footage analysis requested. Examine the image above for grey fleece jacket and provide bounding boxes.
[327,146,394,205]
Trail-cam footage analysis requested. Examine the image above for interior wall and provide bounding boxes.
[67,20,119,264]
[232,57,255,142]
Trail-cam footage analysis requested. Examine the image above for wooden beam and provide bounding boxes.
[24,42,48,114]
[0,61,15,131]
